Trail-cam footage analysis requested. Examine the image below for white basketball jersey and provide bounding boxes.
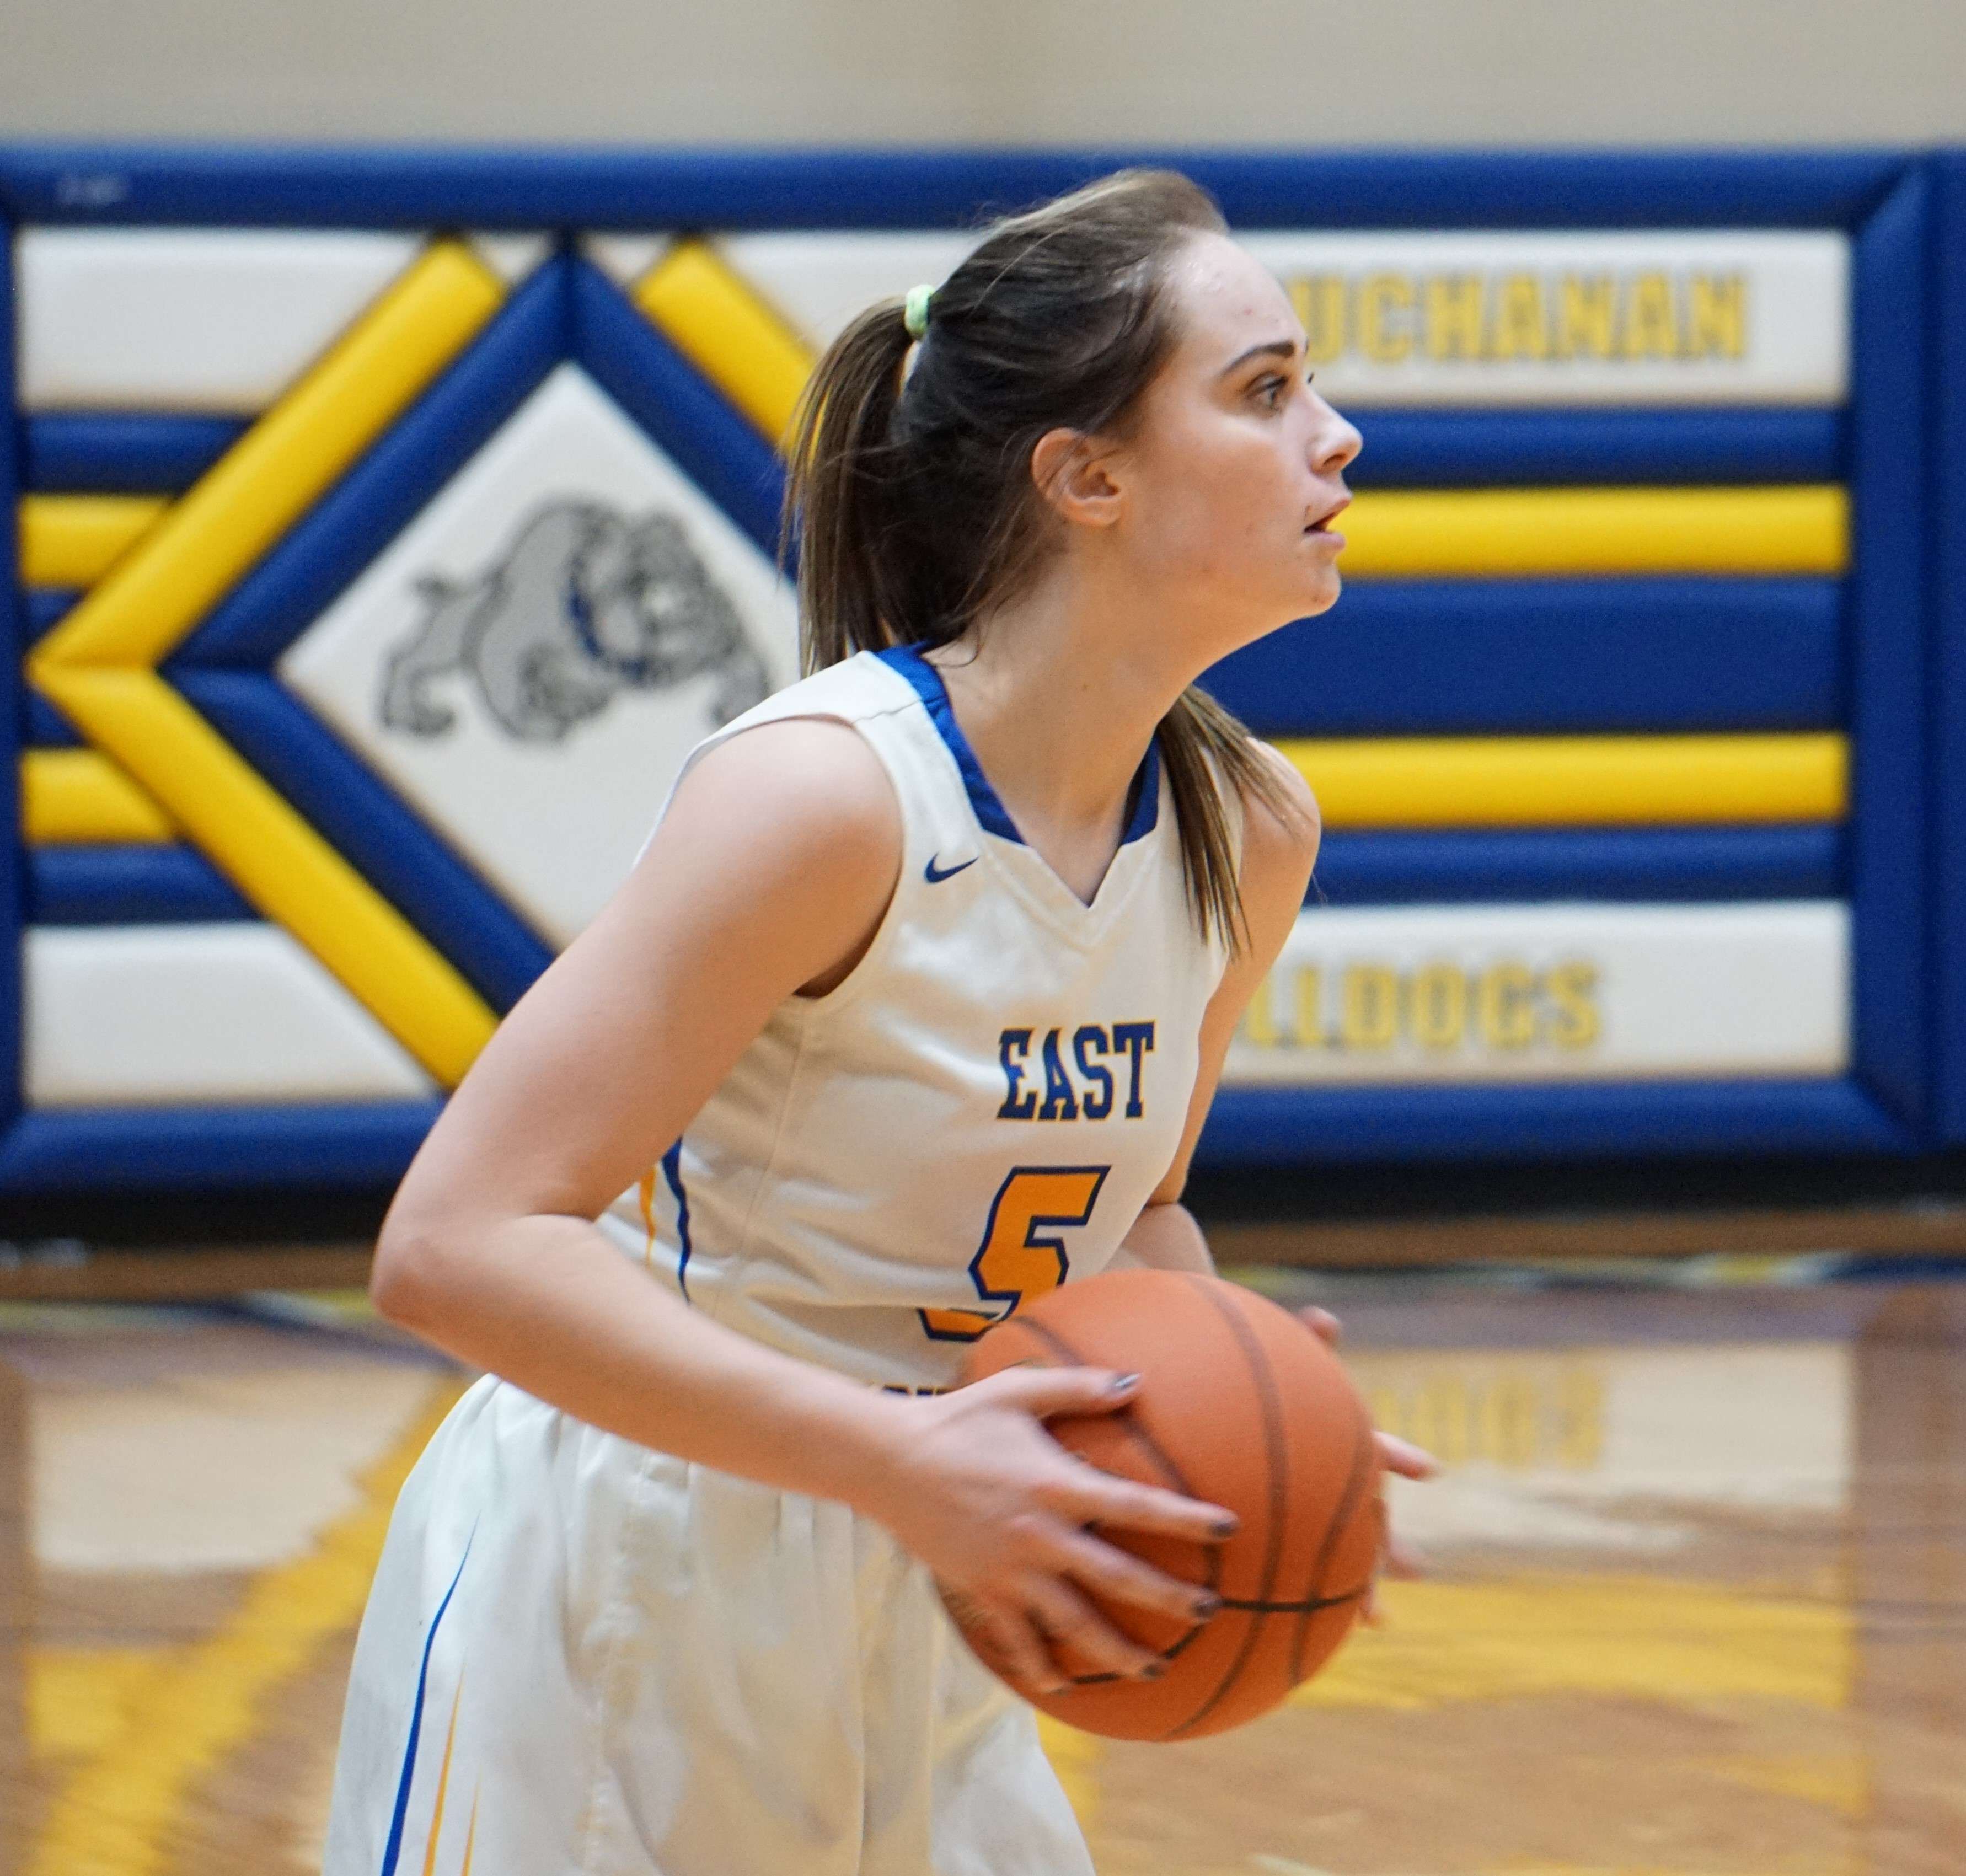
[597,646,1230,1392]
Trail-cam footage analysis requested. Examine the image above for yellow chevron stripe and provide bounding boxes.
[1337,485,1847,578]
[1278,732,1847,828]
[18,495,170,588]
[421,1678,465,1876]
[634,239,815,443]
[19,749,175,844]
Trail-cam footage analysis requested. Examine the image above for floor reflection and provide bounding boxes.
[0,1272,1960,1875]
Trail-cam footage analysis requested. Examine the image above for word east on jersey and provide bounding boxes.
[998,1022,1156,1122]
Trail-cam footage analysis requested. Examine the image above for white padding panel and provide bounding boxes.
[1225,901,1849,1084]
[718,231,978,352]
[721,229,1846,408]
[18,228,422,412]
[1235,230,1848,406]
[25,924,435,1106]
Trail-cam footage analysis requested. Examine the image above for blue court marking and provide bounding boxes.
[661,1140,695,1303]
[378,1535,473,1876]
[1935,153,1966,1139]
[172,670,554,1012]
[25,588,79,641]
[25,690,82,747]
[1842,168,1929,1126]
[1199,578,1843,737]
[22,412,248,493]
[2,212,21,1134]
[1347,409,1845,489]
[1197,1079,1911,1165]
[569,258,784,559]
[0,1100,444,1191]
[175,257,569,668]
[27,845,256,923]
[0,145,1908,232]
[1310,826,1844,905]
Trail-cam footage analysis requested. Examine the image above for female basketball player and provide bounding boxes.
[326,169,1429,1876]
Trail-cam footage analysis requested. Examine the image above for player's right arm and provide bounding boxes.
[369,716,1225,1693]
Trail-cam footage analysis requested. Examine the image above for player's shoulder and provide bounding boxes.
[1235,739,1322,886]
[677,712,901,870]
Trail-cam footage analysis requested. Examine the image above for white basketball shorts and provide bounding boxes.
[323,1374,1092,1876]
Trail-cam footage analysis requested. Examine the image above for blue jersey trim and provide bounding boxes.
[378,1532,472,1876]
[874,644,1159,846]
[661,1141,695,1303]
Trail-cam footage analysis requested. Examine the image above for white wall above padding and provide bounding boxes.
[24,924,436,1106]
[18,228,423,412]
[1224,900,1850,1084]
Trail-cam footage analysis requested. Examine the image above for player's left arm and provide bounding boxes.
[1117,743,1320,1275]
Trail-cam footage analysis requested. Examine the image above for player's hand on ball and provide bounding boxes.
[1299,1306,1436,1622]
[865,1366,1236,1696]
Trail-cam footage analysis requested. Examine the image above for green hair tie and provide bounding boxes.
[903,283,935,339]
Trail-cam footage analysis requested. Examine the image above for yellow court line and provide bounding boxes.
[1279,732,1847,828]
[1337,484,1848,578]
[634,239,815,444]
[19,749,175,844]
[27,240,507,1085]
[36,668,494,1084]
[28,1376,465,1876]
[18,496,171,588]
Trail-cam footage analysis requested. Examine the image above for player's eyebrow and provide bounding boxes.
[1219,337,1300,378]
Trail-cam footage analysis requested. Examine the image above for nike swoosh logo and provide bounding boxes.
[924,854,979,884]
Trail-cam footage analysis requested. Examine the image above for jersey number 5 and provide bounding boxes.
[919,1165,1111,1342]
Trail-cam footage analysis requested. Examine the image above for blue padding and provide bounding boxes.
[25,589,79,640]
[0,1101,444,1190]
[0,145,1908,231]
[1934,153,1966,1140]
[570,260,784,558]
[26,845,256,923]
[1348,409,1844,489]
[1843,170,1930,1125]
[172,670,554,1012]
[1311,826,1844,905]
[1194,1079,1909,1166]
[1200,578,1842,736]
[23,412,247,493]
[25,690,82,747]
[2,219,20,1128]
[177,258,569,668]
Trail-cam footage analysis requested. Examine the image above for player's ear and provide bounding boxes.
[1031,427,1124,531]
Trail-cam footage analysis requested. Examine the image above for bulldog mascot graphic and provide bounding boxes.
[379,500,772,743]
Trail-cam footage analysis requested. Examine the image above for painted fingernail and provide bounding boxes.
[1193,1593,1222,1619]
[1212,1516,1239,1539]
[1109,1371,1142,1392]
[1139,1661,1166,1680]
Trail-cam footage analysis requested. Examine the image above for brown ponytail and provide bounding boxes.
[783,168,1308,954]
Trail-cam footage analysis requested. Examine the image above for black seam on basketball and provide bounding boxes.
[1002,1317,1201,1502]
[1163,1278,1291,1741]
[1289,1396,1380,1684]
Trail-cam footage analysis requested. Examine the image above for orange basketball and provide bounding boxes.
[949,1267,1383,1741]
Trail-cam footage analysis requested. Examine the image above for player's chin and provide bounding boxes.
[1291,564,1343,617]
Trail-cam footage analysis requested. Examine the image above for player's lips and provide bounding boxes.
[1304,494,1351,548]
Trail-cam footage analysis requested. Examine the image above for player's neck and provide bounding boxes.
[926,576,1201,887]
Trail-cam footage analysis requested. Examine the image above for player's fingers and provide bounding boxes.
[1383,1530,1426,1579]
[1055,1526,1222,1626]
[1024,1575,1163,1681]
[1298,1306,1343,1346]
[1374,1431,1439,1478]
[1049,1471,1238,1544]
[970,1597,1069,1697]
[972,1363,1142,1421]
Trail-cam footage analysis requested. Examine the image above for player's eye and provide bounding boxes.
[1255,374,1288,409]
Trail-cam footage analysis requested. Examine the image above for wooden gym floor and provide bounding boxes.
[0,1253,1961,1875]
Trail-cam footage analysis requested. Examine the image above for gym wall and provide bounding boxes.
[3,147,1965,1187]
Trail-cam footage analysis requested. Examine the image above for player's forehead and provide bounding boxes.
[1159,231,1301,374]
